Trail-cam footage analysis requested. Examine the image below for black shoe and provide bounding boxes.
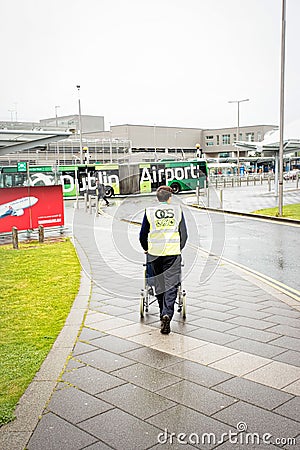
[161,315,171,334]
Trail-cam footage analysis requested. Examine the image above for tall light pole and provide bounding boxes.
[175,130,182,159]
[55,105,60,126]
[109,122,113,163]
[55,105,60,164]
[228,98,249,175]
[153,124,157,161]
[278,0,286,217]
[76,85,83,164]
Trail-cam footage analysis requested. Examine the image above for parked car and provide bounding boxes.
[284,169,300,180]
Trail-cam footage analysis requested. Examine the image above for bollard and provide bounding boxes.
[196,186,200,206]
[246,176,249,186]
[89,195,93,214]
[38,225,44,243]
[96,196,99,216]
[75,179,80,209]
[297,174,299,189]
[207,186,210,207]
[260,174,263,184]
[12,227,18,250]
[84,192,88,212]
[220,189,223,209]
[254,177,256,186]
[231,177,234,187]
[268,176,271,192]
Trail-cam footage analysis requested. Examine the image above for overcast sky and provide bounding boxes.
[1,0,299,130]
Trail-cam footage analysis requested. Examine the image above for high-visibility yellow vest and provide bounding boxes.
[146,204,182,256]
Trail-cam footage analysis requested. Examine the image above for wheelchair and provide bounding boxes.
[140,261,186,319]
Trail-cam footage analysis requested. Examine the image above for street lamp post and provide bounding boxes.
[175,131,182,160]
[55,105,60,164]
[278,0,286,217]
[76,85,83,164]
[228,98,249,175]
[109,123,113,163]
[153,124,157,161]
[55,105,60,127]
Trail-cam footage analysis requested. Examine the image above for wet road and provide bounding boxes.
[194,208,300,292]
[64,194,300,293]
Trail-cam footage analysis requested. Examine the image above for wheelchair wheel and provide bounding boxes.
[140,290,145,318]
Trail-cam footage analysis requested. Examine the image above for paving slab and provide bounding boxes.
[147,404,232,450]
[61,365,126,395]
[26,412,98,450]
[273,396,300,422]
[224,337,287,359]
[186,317,238,332]
[212,401,299,441]
[186,327,239,345]
[210,352,271,377]
[97,383,176,420]
[88,334,142,353]
[283,379,300,396]
[79,408,161,450]
[183,343,238,366]
[244,361,300,389]
[79,327,107,341]
[157,380,237,416]
[47,386,113,424]
[225,326,280,343]
[76,348,136,372]
[270,335,300,352]
[121,346,182,369]
[213,376,293,410]
[161,359,233,388]
[273,350,300,367]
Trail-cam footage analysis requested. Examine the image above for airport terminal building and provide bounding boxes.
[0,115,276,166]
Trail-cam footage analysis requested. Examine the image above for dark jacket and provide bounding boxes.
[97,182,105,197]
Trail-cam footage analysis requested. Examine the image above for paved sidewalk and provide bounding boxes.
[1,203,300,450]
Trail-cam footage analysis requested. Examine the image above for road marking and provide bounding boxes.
[189,242,300,303]
[188,204,300,228]
[112,211,300,303]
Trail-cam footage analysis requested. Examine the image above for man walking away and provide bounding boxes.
[139,186,188,334]
[96,180,109,207]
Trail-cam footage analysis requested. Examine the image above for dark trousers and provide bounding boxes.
[98,194,109,206]
[148,254,181,320]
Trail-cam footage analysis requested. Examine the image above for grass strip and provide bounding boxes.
[0,238,81,425]
[252,203,300,220]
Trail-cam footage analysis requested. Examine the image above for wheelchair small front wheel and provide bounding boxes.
[182,290,187,319]
[140,291,145,318]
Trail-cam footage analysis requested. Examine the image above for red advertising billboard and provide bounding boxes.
[0,186,64,233]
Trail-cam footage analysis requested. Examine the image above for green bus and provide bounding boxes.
[0,159,208,197]
[94,159,208,196]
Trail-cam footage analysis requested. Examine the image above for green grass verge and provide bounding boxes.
[0,238,81,425]
[252,203,300,220]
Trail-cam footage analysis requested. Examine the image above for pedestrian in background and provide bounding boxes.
[139,185,188,334]
[96,179,110,207]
